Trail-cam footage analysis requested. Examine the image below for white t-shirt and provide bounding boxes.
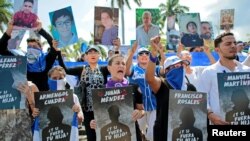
[198,60,250,118]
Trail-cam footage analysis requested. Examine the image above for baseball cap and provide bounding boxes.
[168,29,180,37]
[137,47,149,55]
[163,56,190,70]
[85,45,100,53]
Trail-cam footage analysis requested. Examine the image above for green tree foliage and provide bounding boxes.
[159,0,189,28]
[0,0,13,33]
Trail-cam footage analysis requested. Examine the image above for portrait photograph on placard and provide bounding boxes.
[94,6,119,46]
[13,0,38,29]
[178,13,204,48]
[220,9,234,30]
[0,56,27,110]
[217,72,250,125]
[168,90,207,141]
[34,90,74,141]
[136,8,160,47]
[49,6,78,48]
[92,86,137,141]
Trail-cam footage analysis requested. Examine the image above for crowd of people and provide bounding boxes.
[1,2,250,141]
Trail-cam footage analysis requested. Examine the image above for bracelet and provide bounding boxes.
[149,53,158,63]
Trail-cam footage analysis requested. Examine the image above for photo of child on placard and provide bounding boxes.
[220,9,234,30]
[13,0,38,29]
[94,6,119,46]
[136,8,160,47]
[178,13,203,48]
[49,6,78,48]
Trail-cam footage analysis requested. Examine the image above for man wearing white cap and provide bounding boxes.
[145,36,196,141]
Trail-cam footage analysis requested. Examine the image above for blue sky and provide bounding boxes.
[16,0,250,49]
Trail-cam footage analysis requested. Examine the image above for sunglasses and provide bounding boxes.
[138,52,149,56]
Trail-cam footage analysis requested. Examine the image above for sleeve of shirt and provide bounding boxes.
[197,68,211,110]
[73,94,80,105]
[131,83,143,104]
[100,66,110,84]
[0,33,12,56]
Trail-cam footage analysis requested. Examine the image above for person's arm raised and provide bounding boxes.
[203,45,216,64]
[125,41,138,76]
[145,36,162,94]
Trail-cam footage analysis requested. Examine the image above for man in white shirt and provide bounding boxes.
[198,32,250,125]
[136,11,159,47]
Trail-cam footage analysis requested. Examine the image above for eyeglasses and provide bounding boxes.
[55,20,72,27]
[138,52,149,56]
[170,35,180,39]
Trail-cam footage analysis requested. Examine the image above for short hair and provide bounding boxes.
[52,8,73,26]
[26,38,42,48]
[214,32,234,48]
[101,8,113,19]
[142,11,152,18]
[201,21,210,26]
[108,54,125,66]
[24,0,34,4]
[186,21,197,30]
[48,66,66,78]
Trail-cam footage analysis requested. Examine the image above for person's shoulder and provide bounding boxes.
[202,61,220,72]
[151,24,159,29]
[136,24,144,30]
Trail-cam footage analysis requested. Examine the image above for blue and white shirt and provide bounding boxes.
[129,64,161,111]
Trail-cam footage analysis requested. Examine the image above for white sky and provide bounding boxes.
[16,0,250,50]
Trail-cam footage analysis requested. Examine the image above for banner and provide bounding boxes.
[168,90,207,141]
[34,90,74,141]
[92,86,136,141]
[0,56,27,110]
[217,72,250,125]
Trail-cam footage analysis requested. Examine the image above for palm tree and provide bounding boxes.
[107,0,142,44]
[0,0,13,33]
[159,0,189,30]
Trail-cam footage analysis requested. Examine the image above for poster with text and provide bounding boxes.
[35,90,74,141]
[94,6,119,46]
[13,0,38,29]
[136,8,160,47]
[0,56,27,110]
[168,90,207,141]
[49,6,78,48]
[178,13,203,48]
[220,9,234,30]
[217,72,250,125]
[92,86,136,141]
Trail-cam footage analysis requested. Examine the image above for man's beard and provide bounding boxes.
[225,55,237,60]
[200,33,211,39]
